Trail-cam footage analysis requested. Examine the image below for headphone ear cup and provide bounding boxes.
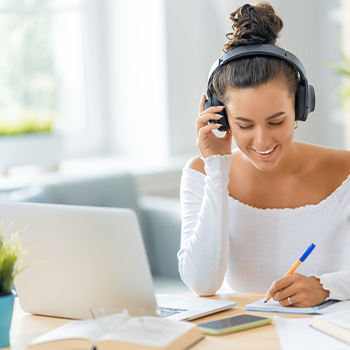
[307,85,316,114]
[207,94,222,109]
[295,81,306,121]
[204,93,230,131]
[217,109,230,131]
[204,97,212,110]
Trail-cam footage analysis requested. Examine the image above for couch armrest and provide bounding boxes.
[138,195,181,279]
[0,186,48,203]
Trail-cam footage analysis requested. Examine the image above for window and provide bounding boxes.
[0,0,170,162]
[0,0,86,137]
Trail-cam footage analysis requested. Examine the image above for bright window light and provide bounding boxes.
[0,0,85,135]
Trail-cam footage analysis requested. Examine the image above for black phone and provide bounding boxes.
[198,314,271,335]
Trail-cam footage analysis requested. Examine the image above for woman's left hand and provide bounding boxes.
[266,273,330,307]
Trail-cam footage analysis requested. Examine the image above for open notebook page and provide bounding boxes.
[246,298,350,315]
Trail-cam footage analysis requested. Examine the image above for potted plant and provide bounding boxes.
[0,229,26,348]
[0,114,63,172]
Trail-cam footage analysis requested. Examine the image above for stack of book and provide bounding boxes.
[311,309,350,345]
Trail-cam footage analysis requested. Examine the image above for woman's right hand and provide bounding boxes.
[197,93,232,158]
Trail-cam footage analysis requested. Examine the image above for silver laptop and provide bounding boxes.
[0,201,235,321]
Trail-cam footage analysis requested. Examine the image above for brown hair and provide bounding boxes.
[211,2,298,104]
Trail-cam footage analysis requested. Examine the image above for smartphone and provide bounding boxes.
[197,314,271,335]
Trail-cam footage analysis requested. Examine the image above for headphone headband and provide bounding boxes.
[205,44,315,129]
[208,44,306,82]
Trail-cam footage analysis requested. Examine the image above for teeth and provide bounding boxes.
[255,146,275,155]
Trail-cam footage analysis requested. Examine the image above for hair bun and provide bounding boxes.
[223,2,283,53]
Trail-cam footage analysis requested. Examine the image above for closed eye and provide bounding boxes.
[269,120,283,126]
[238,120,284,129]
[238,125,253,129]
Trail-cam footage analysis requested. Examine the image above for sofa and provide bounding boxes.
[0,172,188,292]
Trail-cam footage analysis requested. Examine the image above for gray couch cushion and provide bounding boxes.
[0,173,183,279]
[138,195,181,278]
[42,173,139,210]
[40,173,153,268]
[0,186,48,203]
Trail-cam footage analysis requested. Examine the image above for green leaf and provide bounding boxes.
[0,228,27,294]
[325,49,350,110]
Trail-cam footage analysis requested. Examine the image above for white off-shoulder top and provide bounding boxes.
[177,154,350,300]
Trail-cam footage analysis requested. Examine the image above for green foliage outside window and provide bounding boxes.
[0,113,55,136]
[0,0,61,136]
[326,50,350,111]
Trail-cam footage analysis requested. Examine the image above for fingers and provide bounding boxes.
[275,274,299,289]
[268,275,295,295]
[267,274,322,308]
[197,108,225,135]
[273,284,298,302]
[199,93,206,113]
[197,123,222,141]
[266,275,297,301]
[278,294,299,307]
[196,93,231,158]
[197,93,226,133]
[199,93,223,114]
[196,113,221,134]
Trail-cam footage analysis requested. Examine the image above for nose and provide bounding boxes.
[255,126,272,150]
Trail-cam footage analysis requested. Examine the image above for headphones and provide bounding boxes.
[205,44,316,131]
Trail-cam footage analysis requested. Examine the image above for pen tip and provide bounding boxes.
[264,301,267,303]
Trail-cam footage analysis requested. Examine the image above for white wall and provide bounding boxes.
[94,0,342,159]
[270,0,342,148]
[103,0,170,160]
[163,0,343,157]
[164,0,229,156]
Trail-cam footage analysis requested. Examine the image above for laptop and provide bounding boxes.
[0,201,235,321]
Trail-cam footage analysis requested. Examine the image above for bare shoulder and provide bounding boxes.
[184,156,206,175]
[297,141,350,180]
[322,146,350,178]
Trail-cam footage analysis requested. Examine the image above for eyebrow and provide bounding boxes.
[235,111,286,122]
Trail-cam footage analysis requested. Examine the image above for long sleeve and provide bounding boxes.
[316,175,350,300]
[316,271,350,300]
[177,154,233,296]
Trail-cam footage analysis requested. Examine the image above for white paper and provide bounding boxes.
[28,319,104,345]
[317,310,350,331]
[100,317,196,348]
[247,298,350,315]
[246,298,315,314]
[28,316,198,348]
[274,316,350,350]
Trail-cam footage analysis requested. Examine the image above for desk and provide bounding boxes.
[6,292,310,350]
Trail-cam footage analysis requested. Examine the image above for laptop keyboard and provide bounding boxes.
[158,307,188,318]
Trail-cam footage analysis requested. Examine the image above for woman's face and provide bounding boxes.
[225,81,295,172]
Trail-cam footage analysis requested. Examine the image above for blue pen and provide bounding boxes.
[264,243,316,303]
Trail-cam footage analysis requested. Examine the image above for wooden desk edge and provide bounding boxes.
[8,292,311,350]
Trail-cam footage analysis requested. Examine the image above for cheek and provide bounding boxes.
[231,130,251,148]
[278,122,295,143]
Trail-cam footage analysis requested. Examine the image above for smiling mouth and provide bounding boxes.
[252,145,277,155]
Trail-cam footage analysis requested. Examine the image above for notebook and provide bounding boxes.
[0,201,235,321]
[246,298,350,315]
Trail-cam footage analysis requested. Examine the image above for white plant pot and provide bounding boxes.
[0,133,64,169]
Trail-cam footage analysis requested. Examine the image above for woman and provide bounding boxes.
[178,2,350,307]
